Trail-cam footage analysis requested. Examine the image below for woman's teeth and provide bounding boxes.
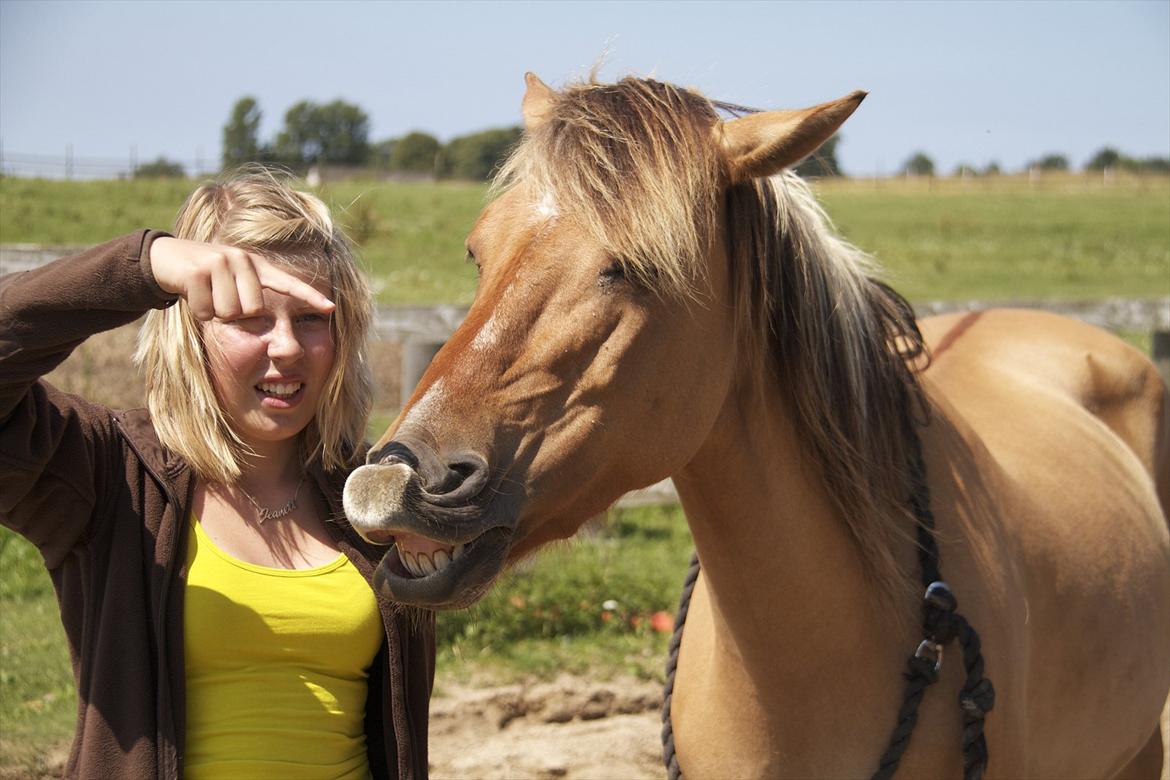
[257,382,302,397]
[400,543,465,577]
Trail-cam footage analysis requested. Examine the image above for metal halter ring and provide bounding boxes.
[914,639,944,673]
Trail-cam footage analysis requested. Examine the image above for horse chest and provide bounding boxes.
[668,573,968,779]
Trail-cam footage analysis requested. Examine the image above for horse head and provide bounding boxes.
[343,73,864,609]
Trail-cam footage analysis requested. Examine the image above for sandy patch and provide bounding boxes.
[429,674,665,780]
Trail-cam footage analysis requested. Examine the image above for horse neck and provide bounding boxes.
[671,371,913,683]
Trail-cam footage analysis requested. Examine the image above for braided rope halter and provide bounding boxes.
[661,421,995,780]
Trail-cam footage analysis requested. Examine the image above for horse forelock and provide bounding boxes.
[492,76,724,299]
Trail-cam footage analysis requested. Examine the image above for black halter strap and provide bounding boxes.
[661,423,994,780]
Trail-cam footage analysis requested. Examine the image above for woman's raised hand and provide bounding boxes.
[148,237,335,321]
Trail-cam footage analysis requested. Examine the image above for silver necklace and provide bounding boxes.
[238,473,306,523]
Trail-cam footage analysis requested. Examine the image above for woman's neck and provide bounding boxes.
[236,438,304,490]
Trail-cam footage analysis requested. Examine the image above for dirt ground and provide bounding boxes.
[430,682,1170,780]
[9,682,1167,780]
[429,675,665,780]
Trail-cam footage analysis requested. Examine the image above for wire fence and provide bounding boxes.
[5,147,1167,187]
[0,147,217,180]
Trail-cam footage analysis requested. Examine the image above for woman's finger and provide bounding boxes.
[227,251,266,317]
[185,268,215,321]
[254,260,335,313]
[210,252,243,320]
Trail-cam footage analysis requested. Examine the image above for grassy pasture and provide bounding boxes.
[1,173,1168,771]
[3,173,1167,304]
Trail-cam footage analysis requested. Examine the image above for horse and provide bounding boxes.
[343,73,1170,778]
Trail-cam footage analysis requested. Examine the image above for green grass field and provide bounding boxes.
[1,173,1168,771]
[816,176,1170,301]
[3,173,1167,304]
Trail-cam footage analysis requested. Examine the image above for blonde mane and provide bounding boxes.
[727,173,928,603]
[494,77,928,601]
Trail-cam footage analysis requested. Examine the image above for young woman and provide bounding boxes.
[0,170,433,779]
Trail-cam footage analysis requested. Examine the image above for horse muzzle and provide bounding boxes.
[342,443,518,609]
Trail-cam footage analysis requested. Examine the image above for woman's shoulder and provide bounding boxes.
[113,408,190,478]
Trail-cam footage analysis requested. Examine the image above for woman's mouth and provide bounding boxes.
[256,381,305,408]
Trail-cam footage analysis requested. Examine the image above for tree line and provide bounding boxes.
[217,96,520,181]
[129,95,1169,180]
[903,148,1170,178]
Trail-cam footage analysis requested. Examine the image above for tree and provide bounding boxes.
[793,134,843,178]
[273,99,370,168]
[134,157,186,178]
[1029,153,1069,171]
[222,97,262,169]
[1085,147,1124,171]
[1085,148,1170,173]
[902,152,935,177]
[390,131,441,174]
[1138,156,1170,173]
[953,162,977,177]
[439,126,523,180]
[983,161,1002,176]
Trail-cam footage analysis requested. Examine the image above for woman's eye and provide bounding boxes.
[227,315,272,333]
[296,313,331,330]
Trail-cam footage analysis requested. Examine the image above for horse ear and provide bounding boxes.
[522,72,556,129]
[718,91,867,183]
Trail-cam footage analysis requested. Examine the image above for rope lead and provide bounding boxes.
[661,424,994,780]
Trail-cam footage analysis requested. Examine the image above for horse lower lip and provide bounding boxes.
[374,527,512,609]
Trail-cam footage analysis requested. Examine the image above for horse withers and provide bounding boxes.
[344,73,1170,778]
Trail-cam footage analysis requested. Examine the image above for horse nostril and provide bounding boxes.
[427,453,490,505]
[371,441,419,470]
[368,440,489,506]
[449,460,478,480]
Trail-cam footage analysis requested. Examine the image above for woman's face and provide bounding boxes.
[202,272,336,452]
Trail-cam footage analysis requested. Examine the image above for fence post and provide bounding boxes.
[400,339,445,409]
[1153,330,1170,389]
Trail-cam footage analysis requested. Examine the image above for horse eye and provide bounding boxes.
[599,260,627,284]
[465,249,481,276]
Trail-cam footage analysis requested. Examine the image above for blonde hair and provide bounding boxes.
[134,166,374,484]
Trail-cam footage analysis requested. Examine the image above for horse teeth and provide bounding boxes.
[417,552,436,574]
[399,544,461,577]
[401,549,418,575]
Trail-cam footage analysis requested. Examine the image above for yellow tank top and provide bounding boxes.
[183,516,383,780]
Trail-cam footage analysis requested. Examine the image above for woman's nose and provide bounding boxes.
[266,318,305,360]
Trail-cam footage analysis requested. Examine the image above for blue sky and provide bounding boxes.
[2,0,1168,177]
